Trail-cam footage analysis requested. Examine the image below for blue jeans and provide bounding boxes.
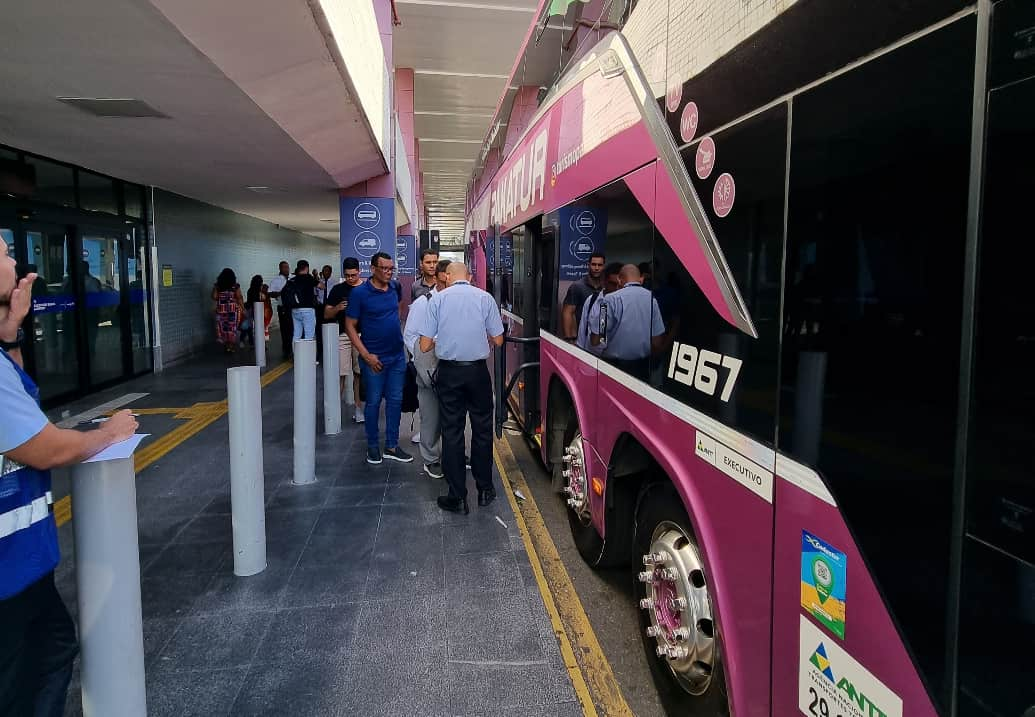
[361,349,406,449]
[291,308,316,341]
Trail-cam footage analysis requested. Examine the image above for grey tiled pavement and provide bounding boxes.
[54,348,582,716]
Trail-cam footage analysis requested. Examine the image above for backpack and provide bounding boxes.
[281,278,301,310]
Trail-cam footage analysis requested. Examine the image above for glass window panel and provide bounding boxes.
[958,539,1035,716]
[778,19,975,705]
[129,227,152,373]
[969,74,1035,567]
[123,184,145,219]
[652,104,786,443]
[26,229,79,401]
[80,232,124,385]
[78,170,117,215]
[23,156,75,207]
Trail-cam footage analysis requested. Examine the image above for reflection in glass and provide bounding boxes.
[26,230,78,401]
[129,228,151,373]
[778,19,974,705]
[124,184,145,219]
[958,539,1035,716]
[23,156,75,207]
[80,232,123,385]
[78,171,118,215]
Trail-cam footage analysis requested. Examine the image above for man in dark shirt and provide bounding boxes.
[288,260,320,342]
[345,252,413,464]
[324,257,364,418]
[561,252,605,342]
[411,249,438,301]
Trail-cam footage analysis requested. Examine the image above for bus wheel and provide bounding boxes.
[563,433,606,565]
[633,484,729,715]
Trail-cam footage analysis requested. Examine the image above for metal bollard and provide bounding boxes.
[72,456,147,717]
[227,366,267,576]
[292,338,317,485]
[322,322,341,436]
[253,301,266,368]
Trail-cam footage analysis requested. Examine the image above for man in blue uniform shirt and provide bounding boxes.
[345,251,413,465]
[419,262,504,513]
[0,240,137,716]
[592,264,666,379]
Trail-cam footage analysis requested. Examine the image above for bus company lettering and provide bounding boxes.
[490,128,548,227]
[551,142,584,186]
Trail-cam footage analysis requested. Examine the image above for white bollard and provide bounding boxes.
[227,366,267,577]
[322,322,341,436]
[253,301,266,368]
[293,338,317,485]
[72,457,147,717]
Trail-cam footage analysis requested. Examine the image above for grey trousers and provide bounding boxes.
[413,346,441,464]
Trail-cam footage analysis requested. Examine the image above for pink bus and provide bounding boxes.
[466,1,1035,716]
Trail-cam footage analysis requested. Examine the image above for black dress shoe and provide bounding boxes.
[437,495,469,515]
[477,488,496,507]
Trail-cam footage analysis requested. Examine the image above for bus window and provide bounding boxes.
[562,179,654,379]
[779,18,974,706]
[651,104,787,444]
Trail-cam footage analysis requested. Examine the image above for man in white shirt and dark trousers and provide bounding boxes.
[419,263,504,514]
[267,260,292,359]
[403,259,450,479]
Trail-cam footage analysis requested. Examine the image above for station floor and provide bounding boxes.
[47,340,587,717]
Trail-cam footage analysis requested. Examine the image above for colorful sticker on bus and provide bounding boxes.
[801,531,847,639]
[799,616,902,717]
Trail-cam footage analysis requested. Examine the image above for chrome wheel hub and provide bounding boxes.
[638,522,717,695]
[561,435,590,520]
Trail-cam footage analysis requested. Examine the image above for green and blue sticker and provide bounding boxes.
[801,531,847,639]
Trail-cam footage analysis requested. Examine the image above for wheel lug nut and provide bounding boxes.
[669,597,687,610]
[666,646,688,659]
[655,645,668,657]
[643,551,667,566]
[646,625,661,637]
[672,627,690,641]
[637,570,655,583]
[639,598,654,610]
[660,568,678,581]
[566,498,577,508]
[562,469,572,478]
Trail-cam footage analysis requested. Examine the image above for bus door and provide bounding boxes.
[495,220,544,436]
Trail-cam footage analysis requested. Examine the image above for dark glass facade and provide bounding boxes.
[0,145,153,406]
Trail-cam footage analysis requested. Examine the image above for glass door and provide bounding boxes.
[79,229,125,386]
[127,226,152,374]
[23,225,80,402]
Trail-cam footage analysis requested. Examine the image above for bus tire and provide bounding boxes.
[562,432,608,565]
[633,483,730,716]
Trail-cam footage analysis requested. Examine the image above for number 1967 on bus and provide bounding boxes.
[666,342,743,402]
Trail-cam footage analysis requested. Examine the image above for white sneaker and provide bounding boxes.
[411,432,421,444]
[354,409,365,423]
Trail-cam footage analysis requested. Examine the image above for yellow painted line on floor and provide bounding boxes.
[55,361,293,527]
[494,437,634,717]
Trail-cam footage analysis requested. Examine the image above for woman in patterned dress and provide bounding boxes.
[211,268,244,352]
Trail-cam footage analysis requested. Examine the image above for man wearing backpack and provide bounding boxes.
[576,262,622,353]
[345,252,412,465]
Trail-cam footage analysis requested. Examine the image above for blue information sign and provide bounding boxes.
[340,196,396,277]
[558,206,607,280]
[395,235,416,276]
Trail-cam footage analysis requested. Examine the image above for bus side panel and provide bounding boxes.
[771,473,939,717]
[539,334,599,461]
[594,368,772,717]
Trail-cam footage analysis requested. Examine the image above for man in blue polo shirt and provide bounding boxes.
[345,251,414,465]
[0,240,137,716]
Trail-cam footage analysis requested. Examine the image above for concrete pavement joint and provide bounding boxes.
[494,437,633,717]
